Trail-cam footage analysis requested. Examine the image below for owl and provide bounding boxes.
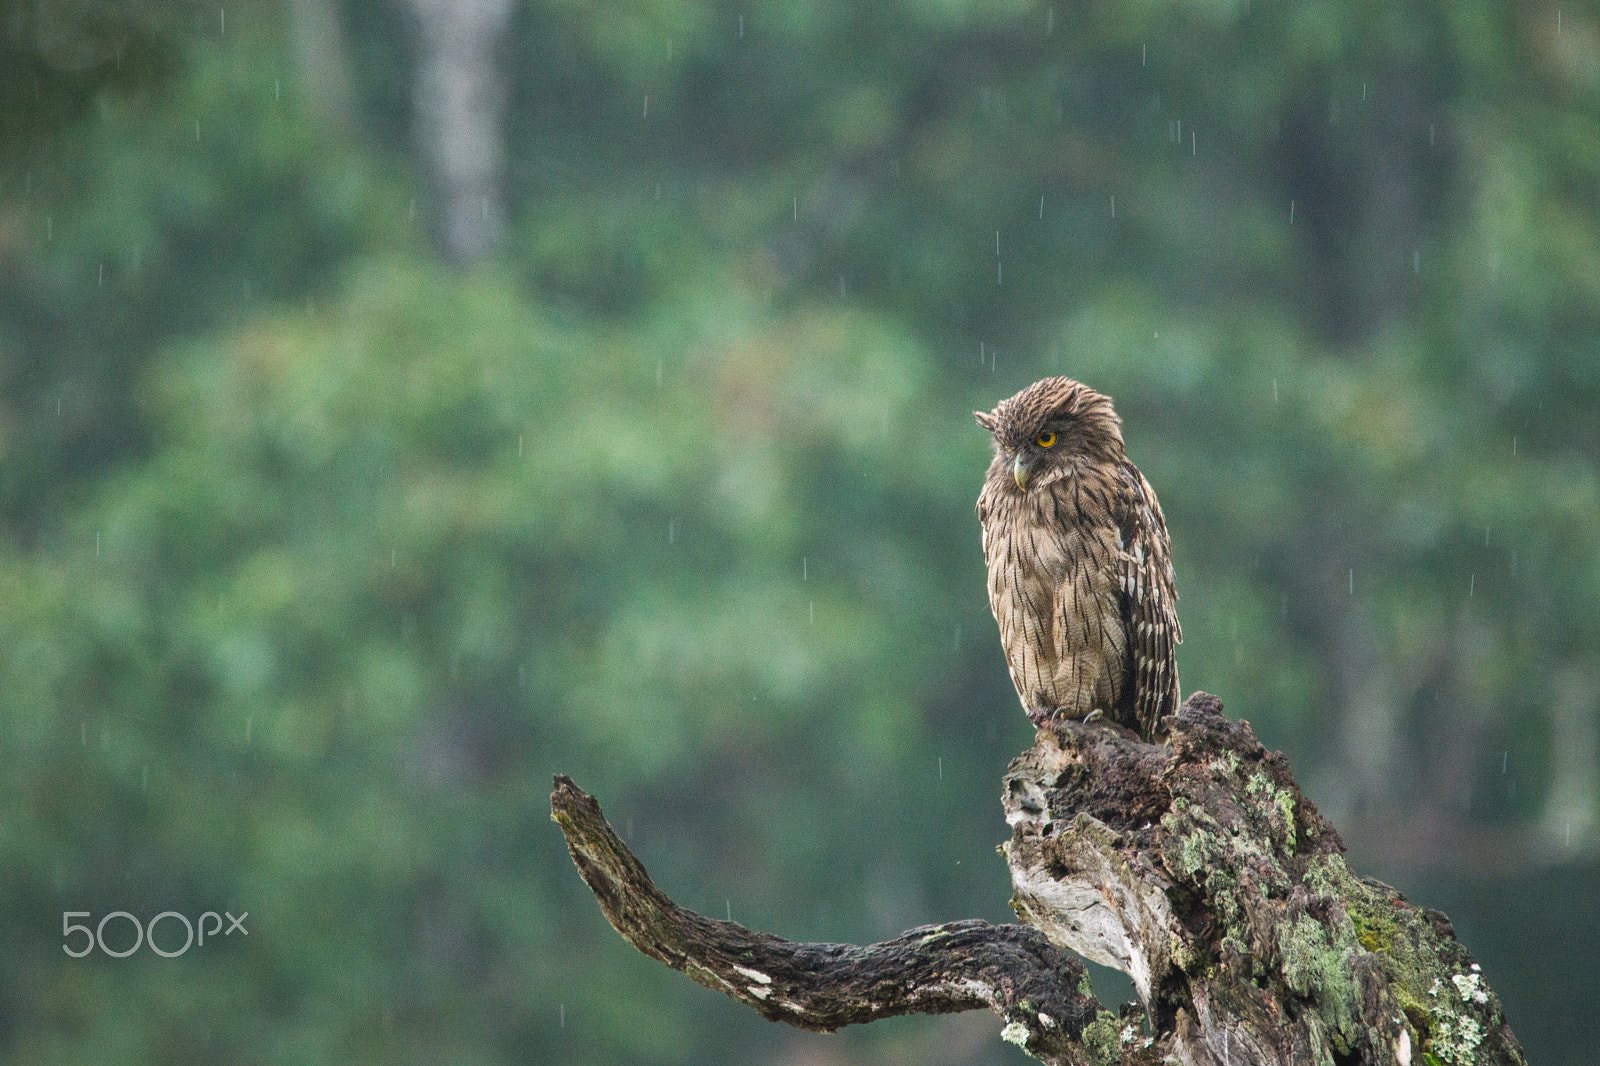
[975,376,1181,741]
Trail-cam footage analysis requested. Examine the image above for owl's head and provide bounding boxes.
[974,376,1124,492]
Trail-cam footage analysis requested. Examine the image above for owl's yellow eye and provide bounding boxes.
[1035,431,1056,448]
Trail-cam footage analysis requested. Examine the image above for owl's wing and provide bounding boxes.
[1115,462,1181,739]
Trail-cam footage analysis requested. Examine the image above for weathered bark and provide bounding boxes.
[552,693,1526,1065]
[551,775,1126,1064]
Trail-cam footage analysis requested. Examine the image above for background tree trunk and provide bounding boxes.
[405,0,513,264]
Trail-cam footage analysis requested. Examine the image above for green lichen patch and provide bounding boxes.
[1078,1009,1125,1066]
[1244,769,1299,852]
[1277,913,1361,1052]
[1077,969,1096,1000]
[1347,894,1398,955]
[1426,975,1488,1063]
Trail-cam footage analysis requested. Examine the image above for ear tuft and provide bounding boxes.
[974,410,999,432]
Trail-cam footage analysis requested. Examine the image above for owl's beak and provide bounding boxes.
[1012,452,1033,491]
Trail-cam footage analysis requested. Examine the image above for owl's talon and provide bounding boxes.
[1082,709,1103,725]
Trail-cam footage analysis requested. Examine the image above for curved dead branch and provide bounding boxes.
[551,775,1113,1063]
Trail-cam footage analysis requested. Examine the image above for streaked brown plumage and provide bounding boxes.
[975,377,1180,741]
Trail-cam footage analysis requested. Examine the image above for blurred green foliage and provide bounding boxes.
[1,1,1596,1063]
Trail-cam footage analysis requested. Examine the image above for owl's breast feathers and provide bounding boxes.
[977,456,1181,740]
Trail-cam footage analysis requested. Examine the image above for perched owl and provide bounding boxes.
[975,377,1181,741]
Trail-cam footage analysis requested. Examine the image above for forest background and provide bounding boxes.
[1,1,1596,1063]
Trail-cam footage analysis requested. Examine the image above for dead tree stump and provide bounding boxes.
[552,693,1525,1065]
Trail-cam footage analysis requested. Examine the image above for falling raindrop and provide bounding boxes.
[46,215,52,241]
[1511,436,1517,457]
[1110,195,1115,217]
[839,275,846,297]
[1191,130,1196,155]
[995,230,1001,256]
[738,14,744,37]
[96,532,101,556]
[275,78,280,101]
[560,1004,565,1028]
[1502,752,1508,775]
[1362,82,1367,101]
[1045,6,1053,34]
[1272,377,1279,403]
[220,8,225,34]
[726,899,732,920]
[1484,526,1490,547]
[1289,200,1295,225]
[938,757,943,780]
[1469,574,1475,597]
[1429,124,1436,146]
[667,39,673,60]
[1039,195,1044,219]
[643,95,649,118]
[98,263,103,286]
[195,119,200,141]
[1142,43,1146,66]
[1348,568,1353,595]
[803,556,808,580]
[1413,250,1420,274]
[997,260,1002,286]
